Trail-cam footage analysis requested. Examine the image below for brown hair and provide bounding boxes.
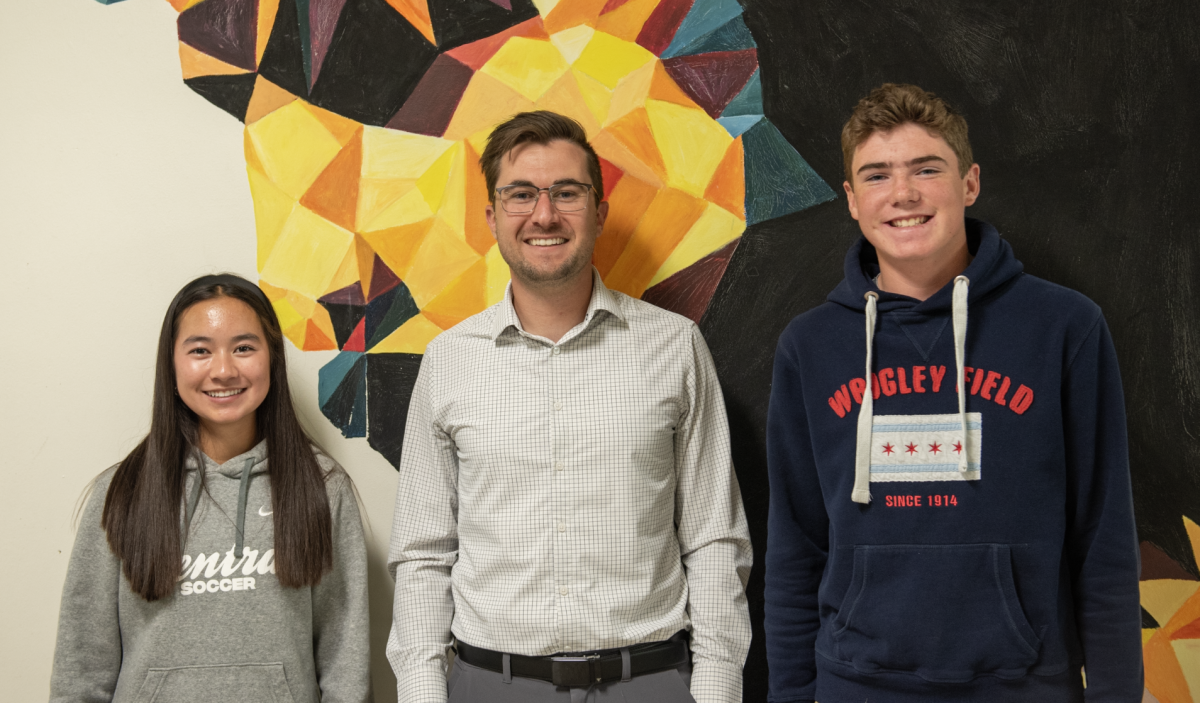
[841,83,973,181]
[101,274,334,601]
[479,111,604,205]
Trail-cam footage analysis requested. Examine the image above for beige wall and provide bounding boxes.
[0,1,399,699]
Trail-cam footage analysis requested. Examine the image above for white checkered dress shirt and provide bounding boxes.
[387,270,752,703]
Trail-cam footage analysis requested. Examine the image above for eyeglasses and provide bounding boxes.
[495,183,595,214]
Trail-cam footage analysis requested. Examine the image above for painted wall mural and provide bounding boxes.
[95,0,1199,700]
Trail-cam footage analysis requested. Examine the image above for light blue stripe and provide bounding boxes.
[871,463,981,473]
[874,422,982,432]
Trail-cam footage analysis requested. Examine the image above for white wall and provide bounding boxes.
[0,1,399,699]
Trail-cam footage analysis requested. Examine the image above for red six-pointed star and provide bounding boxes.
[882,443,895,455]
[905,442,919,455]
[953,441,963,454]
[929,442,942,454]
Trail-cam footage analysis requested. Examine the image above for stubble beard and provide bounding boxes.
[503,226,592,288]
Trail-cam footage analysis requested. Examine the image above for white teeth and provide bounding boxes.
[891,216,929,227]
[528,238,566,246]
[206,389,244,398]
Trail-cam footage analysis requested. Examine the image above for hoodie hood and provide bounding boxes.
[184,439,269,558]
[828,219,1024,504]
[828,218,1024,314]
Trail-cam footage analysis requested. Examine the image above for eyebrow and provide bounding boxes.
[182,333,262,345]
[856,154,949,175]
[500,179,590,188]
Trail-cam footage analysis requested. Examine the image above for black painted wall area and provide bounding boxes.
[706,0,1200,698]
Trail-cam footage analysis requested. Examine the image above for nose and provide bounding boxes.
[529,189,560,228]
[210,350,238,381]
[892,174,920,204]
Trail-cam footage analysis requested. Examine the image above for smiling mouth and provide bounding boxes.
[889,216,931,227]
[527,238,567,246]
[204,389,245,398]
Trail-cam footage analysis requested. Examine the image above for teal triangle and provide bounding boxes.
[743,118,836,225]
[318,351,362,407]
[672,14,756,57]
[722,68,762,117]
[661,0,745,59]
[718,114,762,137]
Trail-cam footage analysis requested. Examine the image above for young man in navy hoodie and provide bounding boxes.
[764,83,1143,702]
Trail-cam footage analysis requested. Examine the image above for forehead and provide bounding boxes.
[497,139,591,184]
[177,296,263,338]
[853,122,957,169]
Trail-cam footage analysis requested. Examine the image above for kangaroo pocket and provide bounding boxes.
[135,662,295,703]
[830,543,1041,682]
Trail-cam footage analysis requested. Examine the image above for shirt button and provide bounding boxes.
[552,347,561,356]
[557,521,566,532]
[553,401,563,410]
[554,461,564,472]
[560,587,568,596]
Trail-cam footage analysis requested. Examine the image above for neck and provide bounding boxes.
[198,418,257,464]
[876,244,972,301]
[510,269,594,343]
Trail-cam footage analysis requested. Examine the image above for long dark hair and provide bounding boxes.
[101,274,333,601]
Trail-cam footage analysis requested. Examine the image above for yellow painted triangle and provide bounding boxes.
[479,37,570,102]
[244,129,265,175]
[532,0,561,18]
[362,126,456,179]
[370,313,445,354]
[573,29,655,89]
[648,201,744,287]
[1144,628,1157,645]
[405,218,483,308]
[179,41,251,80]
[363,187,435,232]
[443,72,536,142]
[304,103,362,147]
[416,142,461,220]
[646,98,732,197]
[1171,639,1200,699]
[551,25,595,64]
[260,205,355,299]
[1185,516,1200,560]
[484,241,510,306]
[326,241,362,295]
[435,144,467,234]
[274,299,305,338]
[357,178,420,231]
[1142,579,1200,628]
[606,59,654,127]
[247,165,298,271]
[572,69,613,127]
[537,70,601,137]
[247,100,343,199]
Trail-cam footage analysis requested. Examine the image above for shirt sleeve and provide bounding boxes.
[675,325,754,703]
[49,472,123,703]
[1063,314,1143,701]
[387,349,458,703]
[763,334,826,703]
[312,470,373,703]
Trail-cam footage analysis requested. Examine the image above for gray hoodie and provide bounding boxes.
[50,441,371,703]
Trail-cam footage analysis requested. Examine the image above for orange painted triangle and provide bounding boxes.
[355,235,376,299]
[385,0,435,45]
[1170,617,1200,641]
[704,136,745,220]
[446,17,549,70]
[422,259,488,329]
[604,107,667,183]
[304,103,362,146]
[179,41,251,80]
[245,75,298,125]
[244,130,265,174]
[648,60,697,108]
[543,0,608,34]
[304,319,338,351]
[300,127,364,231]
[462,142,495,256]
[1144,630,1192,703]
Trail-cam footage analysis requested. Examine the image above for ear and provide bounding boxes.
[486,202,498,238]
[844,181,860,221]
[595,200,609,233]
[962,163,981,207]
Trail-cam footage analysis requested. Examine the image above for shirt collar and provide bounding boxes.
[489,268,625,341]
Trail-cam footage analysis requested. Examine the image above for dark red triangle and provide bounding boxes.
[319,281,367,307]
[368,256,402,301]
[662,49,758,119]
[178,0,259,73]
[310,0,351,86]
[599,156,625,201]
[343,317,367,352]
[1141,541,1198,581]
[601,0,637,13]
[635,0,693,56]
[386,54,475,136]
[640,239,739,324]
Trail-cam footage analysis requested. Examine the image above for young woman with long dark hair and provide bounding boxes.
[49,274,371,703]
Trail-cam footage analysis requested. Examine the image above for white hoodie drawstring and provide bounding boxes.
[852,291,879,504]
[952,276,970,473]
[851,277,972,504]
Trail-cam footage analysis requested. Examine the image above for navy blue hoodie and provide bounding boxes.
[765,219,1142,702]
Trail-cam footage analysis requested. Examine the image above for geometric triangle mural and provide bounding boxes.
[105,0,835,466]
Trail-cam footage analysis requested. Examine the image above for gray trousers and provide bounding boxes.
[447,657,697,703]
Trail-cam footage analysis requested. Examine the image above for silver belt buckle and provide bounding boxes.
[550,654,599,687]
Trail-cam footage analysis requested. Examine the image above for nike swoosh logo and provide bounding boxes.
[259,506,272,517]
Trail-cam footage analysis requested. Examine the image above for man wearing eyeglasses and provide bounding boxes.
[386,110,752,703]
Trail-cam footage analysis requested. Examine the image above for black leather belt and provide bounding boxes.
[455,631,690,688]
